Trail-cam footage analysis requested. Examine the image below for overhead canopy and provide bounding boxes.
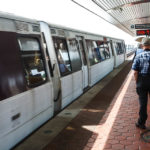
[72,0,150,37]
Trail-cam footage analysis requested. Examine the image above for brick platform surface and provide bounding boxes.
[83,72,150,150]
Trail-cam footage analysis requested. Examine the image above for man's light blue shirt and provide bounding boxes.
[132,50,150,75]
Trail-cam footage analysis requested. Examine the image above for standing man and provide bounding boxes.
[133,43,143,61]
[132,37,150,129]
[136,43,143,54]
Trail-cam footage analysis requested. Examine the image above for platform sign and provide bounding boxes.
[136,30,150,36]
[130,25,135,29]
[135,24,150,29]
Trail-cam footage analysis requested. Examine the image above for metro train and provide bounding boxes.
[0,13,126,150]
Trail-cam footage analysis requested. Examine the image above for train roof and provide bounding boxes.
[0,11,124,42]
[0,11,39,24]
[40,21,124,42]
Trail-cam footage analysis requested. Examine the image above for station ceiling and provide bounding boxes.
[72,0,150,37]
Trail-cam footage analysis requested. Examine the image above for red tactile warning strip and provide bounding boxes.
[43,62,133,150]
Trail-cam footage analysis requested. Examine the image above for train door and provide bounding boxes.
[76,36,89,89]
[40,22,62,114]
[42,34,61,115]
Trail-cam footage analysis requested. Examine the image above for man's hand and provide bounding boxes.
[133,70,138,82]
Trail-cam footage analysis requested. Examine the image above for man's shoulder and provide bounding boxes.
[135,52,143,58]
[136,48,143,52]
[136,51,150,58]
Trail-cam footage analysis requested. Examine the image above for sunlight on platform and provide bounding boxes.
[82,71,133,150]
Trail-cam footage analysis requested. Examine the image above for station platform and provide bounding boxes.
[13,58,150,150]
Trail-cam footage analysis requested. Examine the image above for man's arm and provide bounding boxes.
[133,70,138,82]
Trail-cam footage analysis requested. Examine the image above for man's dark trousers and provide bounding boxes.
[136,75,150,125]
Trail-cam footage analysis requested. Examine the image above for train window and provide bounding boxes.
[0,32,27,101]
[86,40,100,65]
[97,41,110,61]
[108,41,114,56]
[103,42,111,59]
[52,37,72,76]
[18,37,47,87]
[92,41,101,62]
[114,42,124,55]
[68,39,82,72]
[79,40,87,65]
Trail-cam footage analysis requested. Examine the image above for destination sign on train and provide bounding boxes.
[135,24,150,29]
[136,30,150,36]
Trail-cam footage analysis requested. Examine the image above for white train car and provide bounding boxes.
[0,14,54,150]
[0,13,126,150]
[40,22,126,111]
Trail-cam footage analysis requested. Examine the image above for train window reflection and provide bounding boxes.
[86,40,111,66]
[18,37,46,87]
[114,42,124,55]
[108,41,114,56]
[97,41,110,60]
[86,40,100,65]
[52,37,72,76]
[79,40,87,65]
[103,42,111,59]
[97,41,105,61]
[68,39,82,72]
